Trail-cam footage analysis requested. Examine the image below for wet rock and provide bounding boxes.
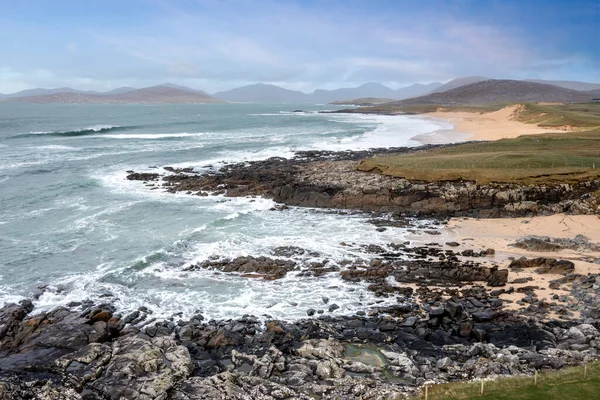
[271,246,307,258]
[186,256,297,280]
[126,172,160,181]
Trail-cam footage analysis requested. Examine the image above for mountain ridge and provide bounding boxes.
[6,85,224,104]
[3,78,600,104]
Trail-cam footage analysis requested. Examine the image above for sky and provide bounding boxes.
[0,0,598,94]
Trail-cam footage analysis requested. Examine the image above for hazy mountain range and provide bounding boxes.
[1,77,599,104]
[212,82,443,103]
[4,85,224,104]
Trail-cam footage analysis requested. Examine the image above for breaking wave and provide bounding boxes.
[13,125,136,138]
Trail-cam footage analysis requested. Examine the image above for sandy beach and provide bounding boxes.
[427,104,565,141]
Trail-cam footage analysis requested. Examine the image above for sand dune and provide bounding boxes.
[427,105,565,141]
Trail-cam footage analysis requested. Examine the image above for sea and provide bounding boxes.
[0,103,454,321]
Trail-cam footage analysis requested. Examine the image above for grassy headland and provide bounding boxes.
[357,103,600,185]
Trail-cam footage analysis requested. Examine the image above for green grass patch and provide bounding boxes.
[358,129,600,184]
[516,103,600,128]
[414,362,600,400]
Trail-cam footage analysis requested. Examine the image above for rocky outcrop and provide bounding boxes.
[127,148,600,218]
[184,256,297,280]
[125,172,160,181]
[509,257,575,275]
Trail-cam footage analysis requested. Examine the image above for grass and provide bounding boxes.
[414,362,600,400]
[357,103,600,185]
[516,103,600,129]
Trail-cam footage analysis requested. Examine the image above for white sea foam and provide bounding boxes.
[35,145,77,150]
[166,147,297,170]
[307,113,448,151]
[17,201,415,321]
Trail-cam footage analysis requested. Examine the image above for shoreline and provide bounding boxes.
[2,110,600,398]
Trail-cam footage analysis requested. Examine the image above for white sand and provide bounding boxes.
[426,105,568,141]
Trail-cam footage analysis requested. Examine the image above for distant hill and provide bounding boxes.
[0,83,191,100]
[385,79,596,106]
[108,86,223,103]
[2,87,93,99]
[7,85,224,104]
[161,83,211,96]
[396,82,443,98]
[213,81,442,103]
[0,86,136,99]
[330,97,396,106]
[311,82,398,104]
[525,79,600,92]
[103,87,136,95]
[213,83,309,103]
[430,76,488,93]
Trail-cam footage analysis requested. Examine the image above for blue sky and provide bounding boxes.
[0,0,598,93]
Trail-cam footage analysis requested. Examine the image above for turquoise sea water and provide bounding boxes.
[0,103,449,320]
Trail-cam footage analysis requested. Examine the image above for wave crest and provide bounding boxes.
[13,125,133,138]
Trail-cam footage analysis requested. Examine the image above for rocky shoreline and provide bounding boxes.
[127,147,600,218]
[1,258,599,399]
[2,147,600,399]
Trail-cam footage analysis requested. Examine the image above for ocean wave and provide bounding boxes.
[101,132,209,140]
[12,124,135,138]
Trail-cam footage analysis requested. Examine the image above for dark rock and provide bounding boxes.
[126,172,160,181]
[509,257,575,275]
[328,304,340,312]
[472,310,498,322]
